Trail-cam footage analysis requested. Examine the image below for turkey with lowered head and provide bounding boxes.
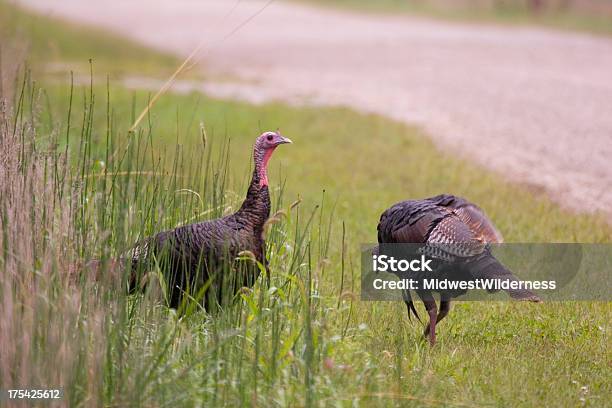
[377,194,540,345]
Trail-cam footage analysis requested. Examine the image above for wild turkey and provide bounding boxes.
[377,194,540,345]
[126,131,292,309]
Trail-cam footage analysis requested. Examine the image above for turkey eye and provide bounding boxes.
[266,134,274,141]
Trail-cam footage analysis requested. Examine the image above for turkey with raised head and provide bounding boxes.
[377,194,540,345]
[127,131,292,309]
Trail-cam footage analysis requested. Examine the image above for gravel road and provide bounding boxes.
[19,0,612,215]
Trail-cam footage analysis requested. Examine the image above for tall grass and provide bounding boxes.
[0,71,346,406]
[1,67,610,406]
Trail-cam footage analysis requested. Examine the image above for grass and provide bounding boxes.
[40,81,612,244]
[0,1,179,78]
[297,0,612,36]
[1,2,611,407]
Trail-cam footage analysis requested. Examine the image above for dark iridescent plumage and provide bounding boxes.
[377,194,540,345]
[128,131,291,309]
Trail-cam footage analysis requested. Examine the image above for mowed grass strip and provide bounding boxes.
[0,0,179,77]
[44,82,611,245]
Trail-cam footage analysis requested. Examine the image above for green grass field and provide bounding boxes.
[1,2,610,406]
[298,0,612,36]
[0,1,179,78]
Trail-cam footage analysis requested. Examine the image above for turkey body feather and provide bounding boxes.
[128,211,267,309]
[122,131,290,310]
[377,194,540,345]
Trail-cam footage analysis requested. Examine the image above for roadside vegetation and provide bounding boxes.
[0,1,178,79]
[299,0,612,36]
[1,2,610,406]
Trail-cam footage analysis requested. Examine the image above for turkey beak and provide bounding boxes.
[278,137,292,145]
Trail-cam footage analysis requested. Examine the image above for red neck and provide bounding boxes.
[258,146,276,187]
